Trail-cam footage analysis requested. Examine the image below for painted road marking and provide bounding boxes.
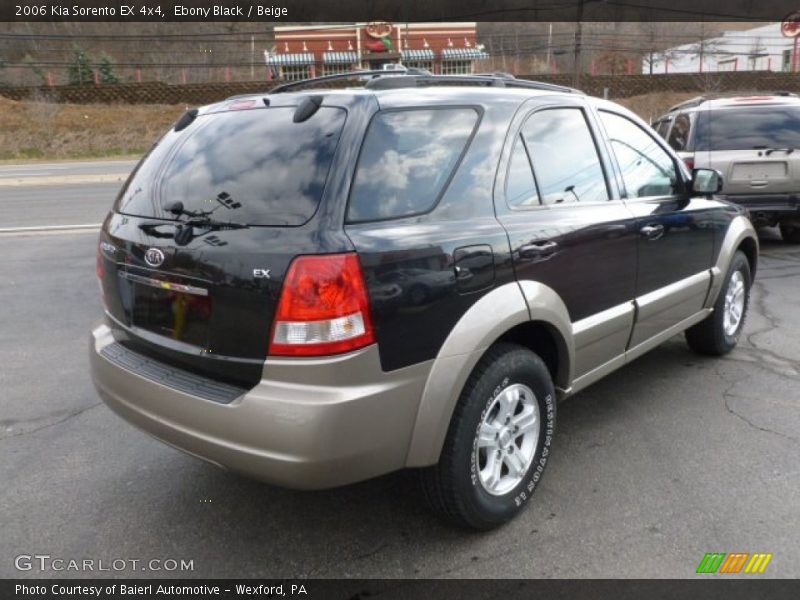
[0,224,101,234]
[0,174,129,187]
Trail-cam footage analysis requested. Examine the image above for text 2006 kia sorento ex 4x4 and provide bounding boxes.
[91,73,758,529]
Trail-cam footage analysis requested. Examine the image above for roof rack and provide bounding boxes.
[667,91,800,113]
[268,70,582,95]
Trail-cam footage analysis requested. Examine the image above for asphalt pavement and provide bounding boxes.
[0,164,798,579]
[0,159,134,230]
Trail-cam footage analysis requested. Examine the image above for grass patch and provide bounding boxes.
[0,92,699,161]
[0,96,185,161]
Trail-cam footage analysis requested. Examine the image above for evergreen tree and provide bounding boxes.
[97,55,119,84]
[67,46,94,86]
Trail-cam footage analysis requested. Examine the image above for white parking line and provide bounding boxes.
[0,174,130,187]
[0,224,101,235]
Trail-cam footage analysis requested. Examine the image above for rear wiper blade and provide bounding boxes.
[163,200,248,229]
[765,147,795,155]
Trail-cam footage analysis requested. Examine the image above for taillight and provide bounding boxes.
[96,239,107,307]
[269,253,375,357]
[683,157,695,170]
[96,249,105,280]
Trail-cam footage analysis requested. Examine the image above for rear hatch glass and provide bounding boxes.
[115,106,347,226]
[101,104,349,388]
[693,105,800,151]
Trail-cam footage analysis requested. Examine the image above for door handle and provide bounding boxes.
[519,240,558,259]
[639,224,664,240]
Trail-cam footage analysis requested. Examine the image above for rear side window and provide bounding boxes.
[115,107,346,226]
[693,105,800,151]
[521,107,609,204]
[505,135,540,208]
[347,108,478,222]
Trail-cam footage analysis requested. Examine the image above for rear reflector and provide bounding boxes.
[269,253,375,356]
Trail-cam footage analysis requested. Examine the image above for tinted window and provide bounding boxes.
[505,135,539,208]
[347,108,478,222]
[115,107,346,226]
[694,105,800,151]
[600,111,678,198]
[667,113,692,151]
[521,108,609,205]
[654,117,672,139]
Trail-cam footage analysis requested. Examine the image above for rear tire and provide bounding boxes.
[685,250,751,356]
[780,222,800,244]
[419,343,556,530]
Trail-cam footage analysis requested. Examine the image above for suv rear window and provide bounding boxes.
[693,105,800,151]
[115,106,347,226]
[346,108,479,222]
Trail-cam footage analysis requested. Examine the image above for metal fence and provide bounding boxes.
[1,71,799,105]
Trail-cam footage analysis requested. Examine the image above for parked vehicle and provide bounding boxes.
[91,72,758,529]
[654,93,800,243]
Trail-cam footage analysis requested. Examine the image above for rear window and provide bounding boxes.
[115,106,347,226]
[346,108,479,222]
[693,105,800,151]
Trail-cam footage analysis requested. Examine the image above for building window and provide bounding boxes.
[784,49,793,72]
[280,65,311,81]
[441,60,473,75]
[322,64,353,76]
[403,60,434,72]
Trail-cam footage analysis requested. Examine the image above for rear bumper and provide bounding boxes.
[90,322,432,489]
[721,194,800,222]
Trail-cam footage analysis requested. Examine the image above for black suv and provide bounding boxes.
[91,73,758,529]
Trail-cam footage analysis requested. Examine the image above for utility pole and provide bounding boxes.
[573,0,585,88]
[250,35,255,79]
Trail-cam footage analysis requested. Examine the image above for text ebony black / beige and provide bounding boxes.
[90,74,758,529]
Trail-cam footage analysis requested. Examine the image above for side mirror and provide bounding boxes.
[691,168,723,196]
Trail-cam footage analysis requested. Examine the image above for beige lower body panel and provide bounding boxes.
[572,302,635,379]
[90,323,431,490]
[571,308,712,395]
[628,271,711,349]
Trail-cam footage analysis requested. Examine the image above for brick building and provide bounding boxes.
[265,22,489,80]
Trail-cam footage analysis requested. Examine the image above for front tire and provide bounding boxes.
[419,343,556,530]
[685,250,751,355]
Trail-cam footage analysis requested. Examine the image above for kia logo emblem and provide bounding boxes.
[144,247,165,267]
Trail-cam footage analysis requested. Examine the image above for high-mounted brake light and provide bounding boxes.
[269,253,375,356]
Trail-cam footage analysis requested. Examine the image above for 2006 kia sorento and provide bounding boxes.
[90,73,758,529]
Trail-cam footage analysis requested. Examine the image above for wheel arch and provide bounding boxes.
[405,281,574,467]
[706,215,759,308]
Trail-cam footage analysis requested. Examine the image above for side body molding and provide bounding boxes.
[405,281,574,467]
[706,214,758,308]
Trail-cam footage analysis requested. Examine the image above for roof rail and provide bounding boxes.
[268,70,582,95]
[269,70,402,94]
[667,96,707,113]
[667,91,800,113]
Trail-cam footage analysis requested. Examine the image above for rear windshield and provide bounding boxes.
[693,106,800,151]
[115,106,347,226]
